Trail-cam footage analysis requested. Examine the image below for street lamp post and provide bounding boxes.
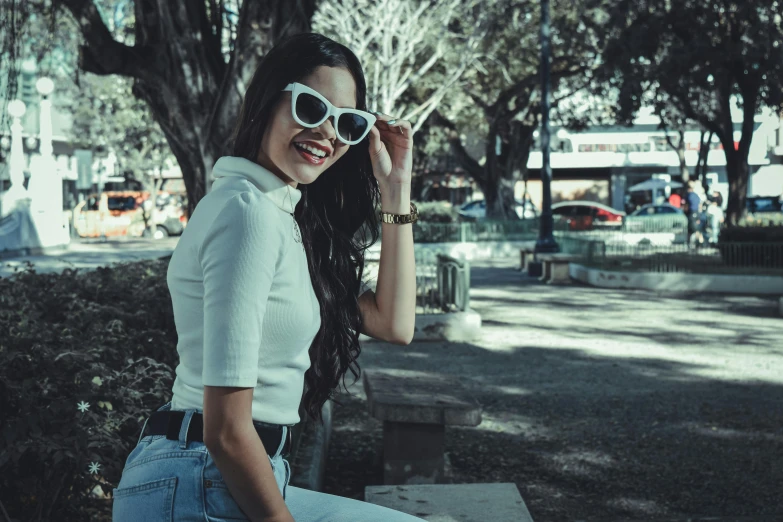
[0,100,29,218]
[528,0,559,276]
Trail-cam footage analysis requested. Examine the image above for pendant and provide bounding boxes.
[293,217,302,244]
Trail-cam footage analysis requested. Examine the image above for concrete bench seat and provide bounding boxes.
[535,252,580,284]
[362,368,482,485]
[365,483,534,522]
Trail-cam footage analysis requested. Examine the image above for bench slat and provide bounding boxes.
[365,483,534,522]
[363,369,482,426]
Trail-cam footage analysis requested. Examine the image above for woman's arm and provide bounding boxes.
[359,181,416,345]
[204,387,294,522]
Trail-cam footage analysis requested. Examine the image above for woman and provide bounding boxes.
[112,33,422,521]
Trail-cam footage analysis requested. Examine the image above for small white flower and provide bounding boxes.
[77,401,91,413]
[88,461,101,474]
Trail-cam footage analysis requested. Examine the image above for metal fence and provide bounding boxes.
[409,219,540,243]
[556,231,783,276]
[406,215,688,245]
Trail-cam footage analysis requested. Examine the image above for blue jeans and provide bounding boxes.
[112,401,425,521]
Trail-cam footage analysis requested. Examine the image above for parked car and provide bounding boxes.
[458,198,538,220]
[625,203,687,240]
[746,196,782,214]
[551,201,625,230]
[73,190,188,239]
[630,203,684,217]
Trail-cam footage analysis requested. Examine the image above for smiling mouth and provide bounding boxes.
[293,142,328,164]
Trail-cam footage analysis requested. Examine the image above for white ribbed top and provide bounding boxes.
[166,156,367,425]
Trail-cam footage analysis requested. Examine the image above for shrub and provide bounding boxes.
[0,259,177,521]
[720,225,783,243]
[738,213,783,228]
[718,225,783,268]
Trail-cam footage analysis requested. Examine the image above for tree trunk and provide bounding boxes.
[62,0,317,218]
[725,154,749,227]
[694,130,712,187]
[483,137,517,220]
[676,130,689,183]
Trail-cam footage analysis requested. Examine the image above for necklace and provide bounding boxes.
[285,185,302,244]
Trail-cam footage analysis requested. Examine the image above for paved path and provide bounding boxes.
[0,236,178,279]
[327,258,783,521]
[5,241,780,520]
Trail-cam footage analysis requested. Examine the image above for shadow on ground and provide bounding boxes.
[323,260,783,522]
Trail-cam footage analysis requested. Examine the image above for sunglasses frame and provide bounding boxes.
[282,82,376,146]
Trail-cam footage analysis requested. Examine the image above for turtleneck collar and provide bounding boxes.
[211,156,302,213]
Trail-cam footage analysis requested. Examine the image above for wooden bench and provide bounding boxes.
[518,241,537,272]
[362,368,482,485]
[365,483,534,522]
[536,252,580,284]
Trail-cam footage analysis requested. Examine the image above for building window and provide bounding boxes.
[578,142,651,153]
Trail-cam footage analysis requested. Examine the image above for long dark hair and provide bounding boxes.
[229,33,380,425]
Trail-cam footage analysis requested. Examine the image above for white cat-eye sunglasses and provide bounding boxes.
[282,82,377,145]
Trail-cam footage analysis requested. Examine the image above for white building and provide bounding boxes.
[519,103,783,212]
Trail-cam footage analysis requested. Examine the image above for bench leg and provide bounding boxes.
[382,421,445,485]
[549,262,571,284]
[539,260,551,282]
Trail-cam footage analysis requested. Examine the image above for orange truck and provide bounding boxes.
[72,190,188,239]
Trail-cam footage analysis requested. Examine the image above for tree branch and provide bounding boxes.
[60,0,150,79]
[430,109,486,185]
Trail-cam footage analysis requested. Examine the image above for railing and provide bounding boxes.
[399,213,688,245]
[556,232,783,276]
[409,219,540,243]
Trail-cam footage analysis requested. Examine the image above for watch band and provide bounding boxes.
[380,202,418,224]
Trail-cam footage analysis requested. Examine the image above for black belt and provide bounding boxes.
[142,410,292,457]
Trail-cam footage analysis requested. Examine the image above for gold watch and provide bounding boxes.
[380,202,418,224]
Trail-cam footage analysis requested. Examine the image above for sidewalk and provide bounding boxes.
[0,236,178,279]
[325,258,783,521]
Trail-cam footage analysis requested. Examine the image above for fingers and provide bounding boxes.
[387,119,412,136]
[367,125,384,156]
[370,110,405,133]
[370,111,412,136]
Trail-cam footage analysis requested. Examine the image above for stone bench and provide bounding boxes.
[536,252,580,284]
[362,368,482,485]
[365,483,534,522]
[518,241,537,272]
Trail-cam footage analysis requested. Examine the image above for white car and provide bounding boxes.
[458,199,538,220]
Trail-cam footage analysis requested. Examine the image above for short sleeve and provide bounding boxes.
[198,192,284,388]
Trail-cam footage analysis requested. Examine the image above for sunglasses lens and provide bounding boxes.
[337,113,369,142]
[295,93,328,125]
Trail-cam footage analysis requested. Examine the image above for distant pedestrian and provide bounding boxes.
[685,183,702,246]
[706,192,724,244]
[669,192,682,209]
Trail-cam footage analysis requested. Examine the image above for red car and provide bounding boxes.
[551,201,626,231]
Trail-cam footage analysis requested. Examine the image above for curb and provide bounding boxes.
[570,263,783,296]
[359,308,482,343]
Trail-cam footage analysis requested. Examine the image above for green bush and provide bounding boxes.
[0,259,178,521]
[718,225,783,268]
[738,213,783,228]
[719,225,783,243]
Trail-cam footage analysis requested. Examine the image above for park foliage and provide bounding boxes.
[0,258,177,521]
